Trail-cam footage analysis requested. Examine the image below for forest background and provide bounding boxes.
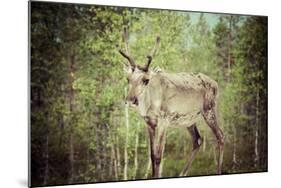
[30,2,267,187]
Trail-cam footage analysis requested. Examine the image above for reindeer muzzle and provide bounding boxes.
[126,96,138,106]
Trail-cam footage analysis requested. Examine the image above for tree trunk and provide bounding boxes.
[100,123,108,180]
[116,129,121,177]
[123,87,129,180]
[95,124,101,179]
[144,132,151,178]
[227,16,233,82]
[144,159,151,178]
[86,143,90,176]
[43,115,49,185]
[112,114,119,180]
[112,143,118,180]
[69,133,74,183]
[232,127,238,169]
[58,111,64,150]
[86,111,92,178]
[254,91,260,167]
[108,120,114,179]
[68,54,75,184]
[133,122,140,179]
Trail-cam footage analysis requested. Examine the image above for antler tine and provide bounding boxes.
[140,36,160,72]
[117,27,136,69]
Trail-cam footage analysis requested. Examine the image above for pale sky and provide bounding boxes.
[189,12,220,28]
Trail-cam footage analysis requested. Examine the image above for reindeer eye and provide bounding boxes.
[142,78,149,85]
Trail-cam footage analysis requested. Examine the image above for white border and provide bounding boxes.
[1,0,280,188]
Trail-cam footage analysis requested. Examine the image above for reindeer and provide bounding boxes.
[117,28,224,178]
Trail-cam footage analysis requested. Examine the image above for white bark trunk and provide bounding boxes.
[232,128,237,168]
[116,132,121,176]
[144,132,151,178]
[123,87,129,180]
[109,142,114,178]
[227,16,233,82]
[113,145,118,180]
[111,113,119,180]
[133,122,140,179]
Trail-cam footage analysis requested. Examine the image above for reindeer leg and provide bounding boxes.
[146,117,167,178]
[202,108,224,174]
[180,123,202,176]
[147,125,157,177]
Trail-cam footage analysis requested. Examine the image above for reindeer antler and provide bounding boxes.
[117,27,136,69]
[139,36,160,72]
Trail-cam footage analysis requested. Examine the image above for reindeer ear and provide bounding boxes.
[122,62,132,74]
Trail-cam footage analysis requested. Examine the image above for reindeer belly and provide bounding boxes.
[159,90,203,127]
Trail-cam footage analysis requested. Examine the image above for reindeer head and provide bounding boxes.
[117,28,160,106]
